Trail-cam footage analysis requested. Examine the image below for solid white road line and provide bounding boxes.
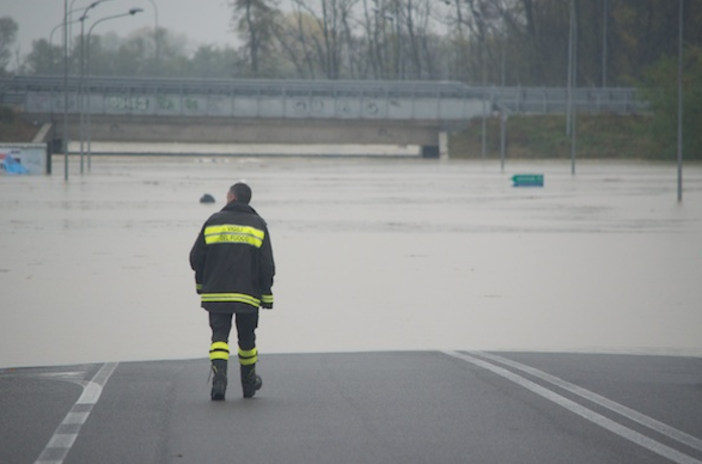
[443,350,702,464]
[470,350,702,453]
[34,362,118,464]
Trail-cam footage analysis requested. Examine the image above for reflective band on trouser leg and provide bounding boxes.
[238,347,258,366]
[209,341,230,361]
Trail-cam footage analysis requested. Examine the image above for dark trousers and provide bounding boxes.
[209,312,259,352]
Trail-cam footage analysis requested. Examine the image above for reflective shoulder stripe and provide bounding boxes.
[201,293,261,307]
[204,224,265,247]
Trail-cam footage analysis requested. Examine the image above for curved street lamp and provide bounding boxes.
[85,7,144,170]
[49,18,82,75]
[75,1,115,172]
[69,0,116,58]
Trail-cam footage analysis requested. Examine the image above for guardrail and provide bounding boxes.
[486,86,646,114]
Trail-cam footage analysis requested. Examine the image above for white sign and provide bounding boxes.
[0,144,48,175]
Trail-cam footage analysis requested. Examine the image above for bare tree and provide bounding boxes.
[229,0,280,76]
[0,16,19,75]
[285,0,358,79]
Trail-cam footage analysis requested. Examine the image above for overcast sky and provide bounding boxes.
[2,0,238,68]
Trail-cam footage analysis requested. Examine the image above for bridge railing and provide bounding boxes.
[483,86,646,114]
[1,75,647,120]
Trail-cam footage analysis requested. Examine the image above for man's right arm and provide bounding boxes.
[189,226,207,294]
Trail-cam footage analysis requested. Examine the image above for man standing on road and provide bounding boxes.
[190,182,275,401]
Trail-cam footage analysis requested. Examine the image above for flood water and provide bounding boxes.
[1,155,701,368]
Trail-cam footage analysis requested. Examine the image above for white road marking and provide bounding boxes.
[470,350,702,453]
[36,372,85,379]
[47,434,77,448]
[34,362,118,464]
[62,412,90,425]
[443,350,702,464]
[76,382,103,404]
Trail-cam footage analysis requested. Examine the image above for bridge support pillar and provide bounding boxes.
[439,131,449,160]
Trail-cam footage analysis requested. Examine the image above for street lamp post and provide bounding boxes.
[49,18,82,75]
[78,1,118,174]
[677,0,683,202]
[602,0,608,88]
[141,0,159,74]
[68,0,116,63]
[569,0,577,176]
[51,3,105,75]
[61,0,116,181]
[79,13,89,174]
[63,0,69,181]
[565,0,578,175]
[85,8,144,170]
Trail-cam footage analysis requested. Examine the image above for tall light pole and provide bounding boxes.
[68,0,116,63]
[602,0,608,88]
[141,0,159,75]
[481,32,486,159]
[49,18,81,75]
[85,8,144,170]
[68,0,83,59]
[63,0,69,181]
[569,0,577,176]
[62,0,114,180]
[677,0,683,202]
[478,11,486,159]
[77,1,115,174]
[566,0,574,138]
[79,13,89,174]
[51,4,103,75]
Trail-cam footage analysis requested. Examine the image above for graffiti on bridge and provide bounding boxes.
[25,92,411,119]
[109,95,149,111]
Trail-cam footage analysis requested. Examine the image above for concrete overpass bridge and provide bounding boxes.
[1,75,645,157]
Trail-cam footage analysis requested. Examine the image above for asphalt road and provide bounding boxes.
[2,351,701,464]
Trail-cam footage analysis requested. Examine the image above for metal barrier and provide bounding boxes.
[1,75,647,120]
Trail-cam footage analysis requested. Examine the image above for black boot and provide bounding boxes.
[241,364,262,398]
[211,359,228,401]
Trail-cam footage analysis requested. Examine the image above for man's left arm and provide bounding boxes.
[259,226,275,309]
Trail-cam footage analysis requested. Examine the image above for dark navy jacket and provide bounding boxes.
[190,201,275,313]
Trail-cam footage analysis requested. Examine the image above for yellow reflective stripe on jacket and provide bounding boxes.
[261,294,274,304]
[204,224,265,247]
[201,293,260,307]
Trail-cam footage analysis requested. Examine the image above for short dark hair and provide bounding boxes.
[230,182,252,204]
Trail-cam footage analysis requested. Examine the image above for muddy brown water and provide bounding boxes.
[1,155,701,368]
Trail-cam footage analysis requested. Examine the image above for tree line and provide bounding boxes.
[0,0,699,86]
[1,1,700,158]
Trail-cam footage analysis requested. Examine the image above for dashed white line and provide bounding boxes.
[62,412,90,425]
[34,362,118,464]
[443,350,702,464]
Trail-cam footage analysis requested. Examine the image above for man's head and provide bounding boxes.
[227,182,252,204]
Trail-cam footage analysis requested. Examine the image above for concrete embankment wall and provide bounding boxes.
[47,115,441,145]
[31,114,451,157]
